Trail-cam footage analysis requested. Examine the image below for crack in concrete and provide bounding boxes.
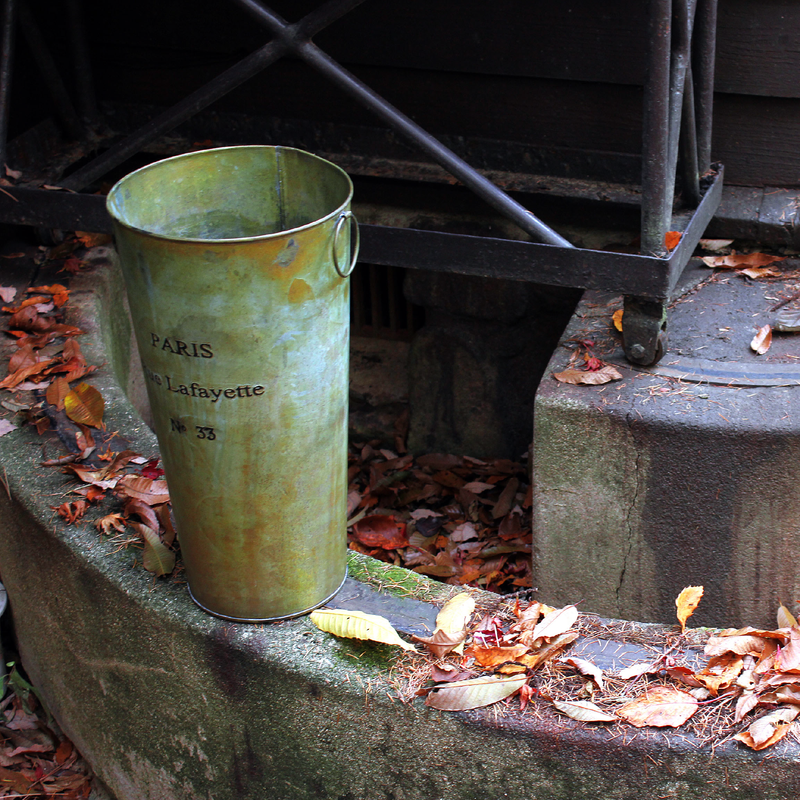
[616,409,644,615]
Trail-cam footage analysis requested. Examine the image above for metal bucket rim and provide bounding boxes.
[105,144,354,245]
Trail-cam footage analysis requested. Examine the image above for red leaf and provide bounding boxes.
[351,515,408,549]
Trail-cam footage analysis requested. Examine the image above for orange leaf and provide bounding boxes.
[694,653,744,696]
[734,706,799,750]
[63,382,104,428]
[751,325,772,355]
[617,686,698,728]
[466,643,530,668]
[612,308,624,332]
[75,231,112,248]
[0,358,56,389]
[664,231,681,251]
[675,585,703,632]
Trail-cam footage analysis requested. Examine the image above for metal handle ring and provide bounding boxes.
[332,211,360,278]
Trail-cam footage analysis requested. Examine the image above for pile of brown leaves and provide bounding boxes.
[0,667,92,798]
[319,585,800,752]
[0,242,176,577]
[346,444,532,593]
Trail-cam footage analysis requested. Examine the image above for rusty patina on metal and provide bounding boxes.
[106,145,357,621]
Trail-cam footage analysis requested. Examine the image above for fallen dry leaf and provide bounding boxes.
[436,592,475,635]
[618,661,657,680]
[704,633,769,658]
[351,514,408,549]
[701,252,786,269]
[95,513,127,536]
[413,629,467,659]
[45,376,71,410]
[740,267,783,279]
[734,706,799,750]
[553,366,623,385]
[0,286,17,303]
[519,631,579,669]
[676,585,704,632]
[665,231,681,252]
[531,604,579,643]
[751,325,772,355]
[612,308,623,332]
[617,686,698,728]
[467,643,530,668]
[63,382,104,428]
[779,604,798,629]
[425,674,527,711]
[115,474,170,505]
[0,419,17,437]
[552,699,616,723]
[131,523,175,576]
[561,656,604,690]
[694,653,745,696]
[699,238,734,251]
[309,608,416,651]
[776,627,800,672]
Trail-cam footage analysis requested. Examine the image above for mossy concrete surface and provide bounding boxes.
[1,258,800,799]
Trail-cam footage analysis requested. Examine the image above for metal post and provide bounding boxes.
[679,64,701,205]
[663,0,694,209]
[0,0,18,171]
[17,3,83,141]
[66,0,98,121]
[640,0,672,258]
[693,0,717,173]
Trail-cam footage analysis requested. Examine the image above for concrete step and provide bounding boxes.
[533,256,800,629]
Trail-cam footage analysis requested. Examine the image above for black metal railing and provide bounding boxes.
[0,0,722,365]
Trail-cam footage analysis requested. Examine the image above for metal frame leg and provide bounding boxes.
[0,0,18,171]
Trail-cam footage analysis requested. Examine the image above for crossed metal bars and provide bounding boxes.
[0,0,721,364]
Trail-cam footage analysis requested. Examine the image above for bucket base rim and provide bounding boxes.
[187,569,349,623]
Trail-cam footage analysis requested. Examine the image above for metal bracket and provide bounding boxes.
[622,296,668,366]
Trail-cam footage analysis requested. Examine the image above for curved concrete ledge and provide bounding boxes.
[1,256,800,799]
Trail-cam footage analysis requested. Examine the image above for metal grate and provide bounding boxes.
[350,263,424,341]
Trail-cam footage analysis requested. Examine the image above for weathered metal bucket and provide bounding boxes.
[106,145,358,621]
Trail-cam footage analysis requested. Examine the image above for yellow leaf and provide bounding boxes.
[63,382,104,428]
[310,608,416,651]
[436,592,475,635]
[612,309,624,332]
[675,585,703,632]
[778,603,797,629]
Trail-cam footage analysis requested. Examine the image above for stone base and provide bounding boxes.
[533,257,800,628]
